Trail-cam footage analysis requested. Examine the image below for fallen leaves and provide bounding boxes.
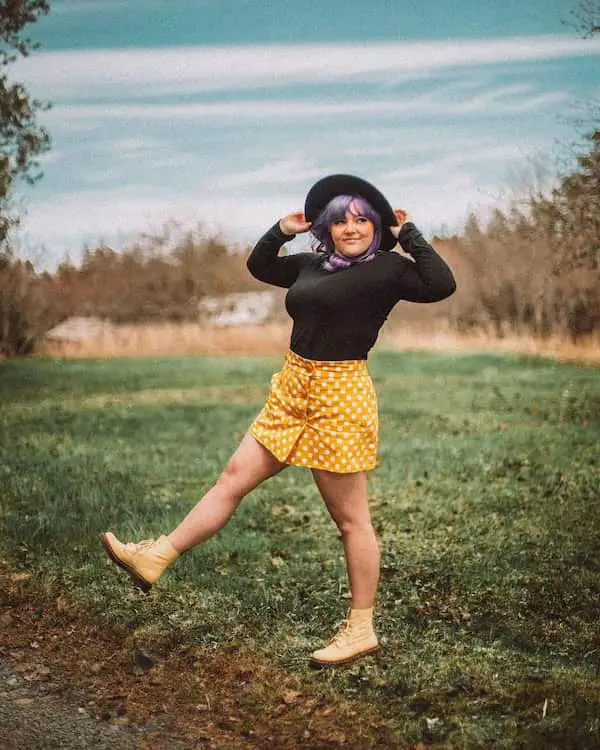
[281,688,302,705]
[1,573,399,748]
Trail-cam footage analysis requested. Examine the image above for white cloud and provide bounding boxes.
[43,84,569,125]
[380,144,536,182]
[21,187,304,266]
[15,33,598,266]
[16,35,600,101]
[21,156,507,268]
[49,0,159,13]
[216,159,323,189]
[37,149,66,165]
[96,136,166,159]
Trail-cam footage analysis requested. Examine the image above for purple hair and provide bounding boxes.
[310,195,382,259]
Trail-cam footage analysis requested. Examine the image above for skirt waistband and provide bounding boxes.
[284,349,368,373]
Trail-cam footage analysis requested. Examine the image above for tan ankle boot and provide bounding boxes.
[311,608,379,666]
[101,532,179,592]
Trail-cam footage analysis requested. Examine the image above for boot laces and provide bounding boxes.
[328,619,355,649]
[124,538,155,553]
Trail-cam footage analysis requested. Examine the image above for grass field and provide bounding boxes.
[1,351,599,748]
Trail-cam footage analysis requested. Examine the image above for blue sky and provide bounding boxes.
[12,0,600,265]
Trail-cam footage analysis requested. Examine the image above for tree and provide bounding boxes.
[569,1,600,37]
[0,0,50,253]
[450,130,600,339]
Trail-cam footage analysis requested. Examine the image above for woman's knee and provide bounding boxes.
[334,514,375,538]
[216,455,247,496]
[217,446,275,496]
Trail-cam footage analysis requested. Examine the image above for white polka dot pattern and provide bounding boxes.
[250,350,379,473]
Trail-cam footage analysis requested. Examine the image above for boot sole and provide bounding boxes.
[310,644,380,668]
[101,533,153,593]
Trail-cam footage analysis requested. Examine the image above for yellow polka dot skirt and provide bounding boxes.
[250,350,379,473]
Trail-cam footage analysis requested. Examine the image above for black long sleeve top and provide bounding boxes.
[247,222,456,361]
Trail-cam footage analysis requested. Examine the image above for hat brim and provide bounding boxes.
[304,174,398,251]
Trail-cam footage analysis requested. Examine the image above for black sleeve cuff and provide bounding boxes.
[271,222,296,242]
[397,222,417,243]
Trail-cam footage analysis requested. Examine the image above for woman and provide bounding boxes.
[102,174,456,666]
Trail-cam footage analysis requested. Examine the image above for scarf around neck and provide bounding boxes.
[321,247,377,273]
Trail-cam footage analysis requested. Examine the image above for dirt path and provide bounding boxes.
[0,659,145,750]
[0,570,401,749]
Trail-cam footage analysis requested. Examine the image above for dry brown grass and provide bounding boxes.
[40,322,292,359]
[380,325,600,365]
[37,321,600,365]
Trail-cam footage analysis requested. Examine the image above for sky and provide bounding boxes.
[11,0,600,266]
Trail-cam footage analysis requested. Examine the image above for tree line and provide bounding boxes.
[445,130,600,340]
[1,132,598,356]
[0,228,260,355]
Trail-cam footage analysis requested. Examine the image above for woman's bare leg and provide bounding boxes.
[311,469,380,609]
[168,432,287,553]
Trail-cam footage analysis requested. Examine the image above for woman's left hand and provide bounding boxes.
[279,211,312,236]
[389,208,411,238]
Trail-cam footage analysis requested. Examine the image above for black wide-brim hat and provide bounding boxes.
[304,174,398,251]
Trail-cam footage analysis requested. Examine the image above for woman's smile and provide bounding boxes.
[330,210,375,257]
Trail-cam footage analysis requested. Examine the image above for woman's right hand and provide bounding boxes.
[279,211,312,236]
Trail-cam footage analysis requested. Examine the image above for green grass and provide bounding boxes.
[1,351,599,748]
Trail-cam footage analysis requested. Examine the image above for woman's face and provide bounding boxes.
[329,209,375,257]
